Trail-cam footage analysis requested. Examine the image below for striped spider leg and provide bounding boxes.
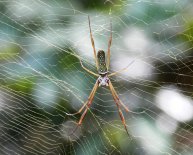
[107,19,112,70]
[108,80,130,136]
[88,16,99,70]
[71,16,131,136]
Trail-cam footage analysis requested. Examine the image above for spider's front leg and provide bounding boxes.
[109,80,129,112]
[70,80,99,135]
[77,81,98,126]
[108,80,130,136]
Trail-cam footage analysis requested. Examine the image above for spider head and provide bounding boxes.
[98,75,109,87]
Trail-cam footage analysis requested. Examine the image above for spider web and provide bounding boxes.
[0,0,193,154]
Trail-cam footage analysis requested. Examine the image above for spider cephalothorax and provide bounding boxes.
[98,75,109,87]
[71,16,130,136]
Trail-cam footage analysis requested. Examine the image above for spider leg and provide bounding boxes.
[107,21,112,70]
[69,80,99,116]
[109,60,135,77]
[80,59,99,77]
[109,80,129,112]
[70,80,98,135]
[88,16,99,70]
[109,80,130,136]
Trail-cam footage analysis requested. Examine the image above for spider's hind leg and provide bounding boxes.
[107,21,112,70]
[88,16,99,70]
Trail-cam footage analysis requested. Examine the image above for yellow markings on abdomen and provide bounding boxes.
[97,50,107,74]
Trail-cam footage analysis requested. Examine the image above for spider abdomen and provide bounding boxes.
[97,50,107,75]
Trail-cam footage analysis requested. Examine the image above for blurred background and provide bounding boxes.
[1,0,193,154]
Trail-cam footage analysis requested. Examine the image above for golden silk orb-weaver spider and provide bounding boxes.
[71,16,132,136]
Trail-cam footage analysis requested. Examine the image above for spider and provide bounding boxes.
[72,16,131,135]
